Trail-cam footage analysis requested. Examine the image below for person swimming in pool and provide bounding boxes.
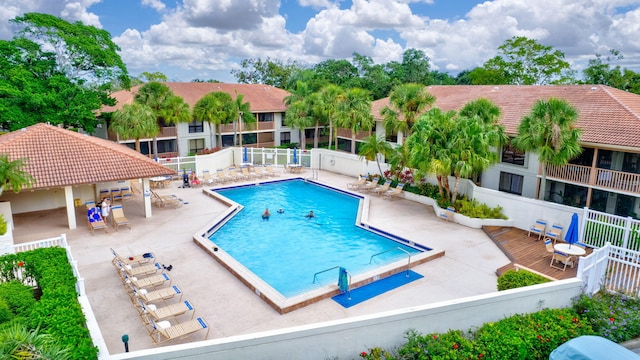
[277,208,284,214]
[262,208,271,221]
[305,210,315,219]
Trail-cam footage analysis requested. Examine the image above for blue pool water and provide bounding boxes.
[210,179,423,297]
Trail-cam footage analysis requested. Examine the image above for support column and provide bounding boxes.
[142,179,152,218]
[64,186,77,229]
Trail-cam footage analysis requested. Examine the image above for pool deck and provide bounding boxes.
[12,170,512,355]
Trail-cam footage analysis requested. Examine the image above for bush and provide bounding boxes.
[497,269,551,291]
[0,281,36,322]
[454,198,507,219]
[572,292,640,343]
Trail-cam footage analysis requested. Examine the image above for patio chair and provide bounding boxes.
[439,206,456,222]
[87,207,108,235]
[115,260,162,279]
[110,205,131,231]
[383,183,405,200]
[150,190,182,208]
[544,239,555,257]
[138,299,195,323]
[130,284,183,304]
[241,166,260,180]
[265,165,281,177]
[550,250,573,271]
[99,188,110,202]
[85,200,96,210]
[123,273,171,289]
[111,188,123,202]
[201,170,215,185]
[110,248,155,267]
[347,176,366,190]
[121,186,133,200]
[544,223,563,243]
[148,317,210,344]
[372,180,393,195]
[528,219,547,240]
[228,167,247,181]
[361,176,381,192]
[252,166,268,178]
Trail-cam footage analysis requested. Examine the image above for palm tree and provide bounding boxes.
[159,95,191,156]
[192,91,236,148]
[233,93,254,147]
[109,102,159,153]
[0,154,33,195]
[512,97,582,200]
[284,98,314,150]
[336,87,374,154]
[381,83,436,145]
[315,84,344,150]
[134,82,172,158]
[0,324,69,359]
[358,135,393,177]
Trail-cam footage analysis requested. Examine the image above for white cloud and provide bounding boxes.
[142,0,166,12]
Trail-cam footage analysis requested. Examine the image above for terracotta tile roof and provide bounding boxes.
[102,83,290,113]
[372,85,640,149]
[0,123,176,190]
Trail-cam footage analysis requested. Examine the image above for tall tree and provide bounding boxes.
[512,98,582,200]
[134,82,173,158]
[284,81,316,149]
[233,93,253,147]
[336,88,374,154]
[315,84,344,150]
[381,83,436,145]
[13,13,129,89]
[481,36,573,85]
[109,102,159,153]
[192,92,236,148]
[358,135,394,177]
[387,48,432,85]
[159,95,191,155]
[140,71,168,82]
[231,57,301,89]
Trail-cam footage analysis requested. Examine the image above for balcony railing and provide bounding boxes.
[220,122,272,133]
[547,164,640,194]
[336,128,372,140]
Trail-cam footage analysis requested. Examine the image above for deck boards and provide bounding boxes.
[484,226,592,280]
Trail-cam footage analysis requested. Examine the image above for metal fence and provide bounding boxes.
[582,207,640,251]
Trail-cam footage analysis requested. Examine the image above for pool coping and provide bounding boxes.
[193,178,444,314]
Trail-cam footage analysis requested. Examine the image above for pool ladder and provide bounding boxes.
[312,266,352,299]
[369,247,412,277]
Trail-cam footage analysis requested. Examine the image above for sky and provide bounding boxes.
[2,0,640,83]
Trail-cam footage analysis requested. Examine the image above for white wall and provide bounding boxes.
[482,152,541,199]
[109,279,583,360]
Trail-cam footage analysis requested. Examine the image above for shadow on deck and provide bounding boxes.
[483,226,592,280]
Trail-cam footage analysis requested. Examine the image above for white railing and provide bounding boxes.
[582,207,640,251]
[578,243,640,297]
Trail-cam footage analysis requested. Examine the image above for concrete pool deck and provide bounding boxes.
[12,170,511,355]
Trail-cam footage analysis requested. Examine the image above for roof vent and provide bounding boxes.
[591,86,598,91]
[493,87,499,91]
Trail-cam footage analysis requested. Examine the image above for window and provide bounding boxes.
[189,139,205,154]
[501,143,525,166]
[499,172,523,195]
[305,129,315,139]
[188,120,203,133]
[258,113,274,122]
[221,135,234,147]
[281,132,291,144]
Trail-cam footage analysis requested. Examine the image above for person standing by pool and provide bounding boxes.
[305,210,315,219]
[262,208,271,221]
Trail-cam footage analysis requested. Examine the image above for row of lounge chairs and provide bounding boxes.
[99,186,133,203]
[150,190,183,208]
[528,219,564,243]
[200,165,281,185]
[347,176,405,200]
[110,248,210,344]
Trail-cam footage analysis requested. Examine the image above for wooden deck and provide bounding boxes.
[483,226,592,280]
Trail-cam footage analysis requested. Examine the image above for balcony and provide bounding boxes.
[220,122,272,133]
[336,128,372,140]
[547,164,640,194]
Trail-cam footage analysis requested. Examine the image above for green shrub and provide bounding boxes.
[0,281,36,321]
[572,292,640,343]
[455,198,507,219]
[398,329,479,359]
[0,299,12,324]
[0,214,6,236]
[497,269,551,291]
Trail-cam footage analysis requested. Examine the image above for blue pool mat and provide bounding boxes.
[332,270,424,308]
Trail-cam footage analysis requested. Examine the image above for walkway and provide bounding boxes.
[12,170,512,355]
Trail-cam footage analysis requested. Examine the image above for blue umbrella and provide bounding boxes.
[292,147,298,164]
[338,267,349,292]
[243,147,248,163]
[564,213,580,247]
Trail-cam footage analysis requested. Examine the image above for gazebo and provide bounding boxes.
[0,123,176,231]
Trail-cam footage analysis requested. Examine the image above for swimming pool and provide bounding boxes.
[194,178,441,313]
[210,180,422,297]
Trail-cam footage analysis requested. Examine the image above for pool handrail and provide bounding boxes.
[369,247,412,277]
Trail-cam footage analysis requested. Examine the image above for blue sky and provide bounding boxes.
[2,1,640,83]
